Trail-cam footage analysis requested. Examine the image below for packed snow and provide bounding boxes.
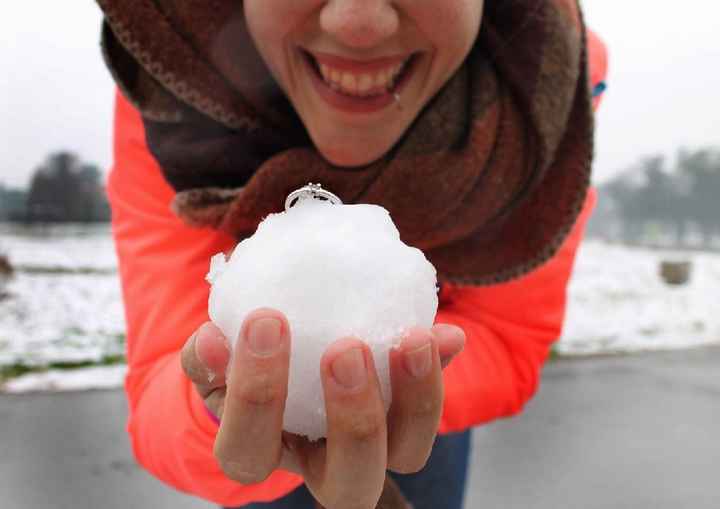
[1,221,718,393]
[208,200,438,440]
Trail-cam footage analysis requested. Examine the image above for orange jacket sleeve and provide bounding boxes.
[108,93,304,506]
[437,188,596,433]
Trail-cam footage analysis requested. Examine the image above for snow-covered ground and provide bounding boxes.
[1,223,718,392]
[0,224,124,371]
[560,241,719,355]
[0,222,117,271]
[0,272,125,366]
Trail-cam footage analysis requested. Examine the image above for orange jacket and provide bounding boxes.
[108,31,607,506]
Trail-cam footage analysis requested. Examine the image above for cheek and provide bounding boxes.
[409,0,483,57]
[242,3,286,85]
[243,1,322,80]
[242,1,284,53]
[243,0,321,44]
[439,1,483,77]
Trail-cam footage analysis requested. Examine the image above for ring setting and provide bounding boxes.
[285,183,343,211]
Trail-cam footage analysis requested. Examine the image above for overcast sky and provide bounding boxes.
[1,1,719,188]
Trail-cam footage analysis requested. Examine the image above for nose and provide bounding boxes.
[319,0,399,50]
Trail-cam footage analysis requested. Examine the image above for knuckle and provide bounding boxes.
[214,444,279,485]
[388,429,436,474]
[217,458,272,484]
[409,397,442,419]
[322,493,376,509]
[389,455,429,475]
[339,411,384,442]
[398,390,442,421]
[234,373,285,406]
[388,444,433,474]
[389,442,434,474]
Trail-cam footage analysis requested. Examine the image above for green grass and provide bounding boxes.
[0,354,126,384]
[548,346,560,361]
[14,265,116,276]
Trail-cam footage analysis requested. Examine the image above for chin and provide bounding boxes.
[314,136,397,169]
[321,151,378,168]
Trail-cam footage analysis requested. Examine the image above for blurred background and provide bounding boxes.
[1,1,718,508]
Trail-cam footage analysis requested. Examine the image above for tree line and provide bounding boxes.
[2,147,718,243]
[588,146,720,247]
[0,151,110,223]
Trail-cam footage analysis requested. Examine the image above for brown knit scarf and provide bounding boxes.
[97,0,594,287]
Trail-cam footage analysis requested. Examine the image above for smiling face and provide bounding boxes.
[243,0,484,167]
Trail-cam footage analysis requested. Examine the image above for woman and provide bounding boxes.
[95,1,607,508]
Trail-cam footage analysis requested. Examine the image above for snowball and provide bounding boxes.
[207,199,438,440]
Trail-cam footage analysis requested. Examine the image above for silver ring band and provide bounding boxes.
[285,183,343,211]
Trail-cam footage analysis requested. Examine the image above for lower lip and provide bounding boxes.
[303,52,416,114]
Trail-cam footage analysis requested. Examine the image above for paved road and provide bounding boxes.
[1,346,718,509]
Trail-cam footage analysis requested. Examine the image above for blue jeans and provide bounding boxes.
[227,430,471,509]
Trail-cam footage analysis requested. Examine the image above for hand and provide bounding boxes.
[181,308,465,509]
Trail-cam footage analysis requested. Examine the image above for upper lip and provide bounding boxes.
[305,50,414,73]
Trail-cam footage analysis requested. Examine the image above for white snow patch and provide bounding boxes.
[0,223,117,271]
[0,223,125,367]
[0,272,125,366]
[559,241,720,355]
[2,364,127,393]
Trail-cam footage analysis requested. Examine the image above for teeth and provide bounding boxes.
[375,71,389,90]
[341,73,357,94]
[314,57,410,97]
[357,74,373,95]
[320,64,330,81]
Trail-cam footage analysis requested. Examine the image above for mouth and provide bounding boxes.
[300,49,419,114]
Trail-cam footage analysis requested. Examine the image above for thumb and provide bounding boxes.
[184,322,231,395]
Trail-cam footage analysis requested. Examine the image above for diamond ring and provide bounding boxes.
[285,183,343,211]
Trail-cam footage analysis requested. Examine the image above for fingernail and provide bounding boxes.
[194,327,216,373]
[194,331,209,369]
[246,317,283,357]
[404,334,433,378]
[331,347,367,390]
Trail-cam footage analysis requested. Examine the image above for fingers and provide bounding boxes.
[305,339,387,509]
[181,322,230,399]
[214,308,291,484]
[276,432,309,475]
[386,327,444,474]
[432,323,466,369]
